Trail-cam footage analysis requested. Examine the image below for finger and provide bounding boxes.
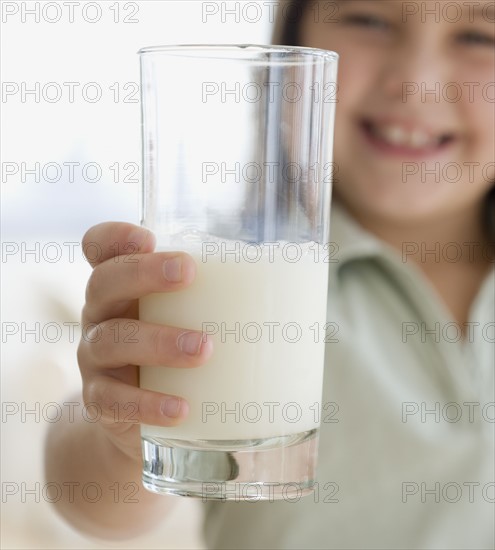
[83,251,196,325]
[82,222,156,268]
[78,319,214,371]
[83,374,189,427]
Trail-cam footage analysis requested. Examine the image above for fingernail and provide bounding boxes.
[163,257,182,282]
[177,331,203,355]
[161,397,182,418]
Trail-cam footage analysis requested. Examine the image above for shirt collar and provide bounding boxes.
[329,200,495,308]
[330,201,392,269]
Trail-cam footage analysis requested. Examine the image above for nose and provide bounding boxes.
[378,33,449,106]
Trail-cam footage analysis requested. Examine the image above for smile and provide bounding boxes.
[360,119,456,157]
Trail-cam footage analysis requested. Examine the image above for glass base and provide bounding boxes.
[142,429,318,501]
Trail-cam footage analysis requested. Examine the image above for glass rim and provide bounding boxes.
[138,43,339,62]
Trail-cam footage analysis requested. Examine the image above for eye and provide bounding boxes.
[341,13,391,31]
[457,31,495,47]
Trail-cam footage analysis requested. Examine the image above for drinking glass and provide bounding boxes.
[139,44,338,500]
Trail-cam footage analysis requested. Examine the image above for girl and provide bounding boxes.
[46,1,495,548]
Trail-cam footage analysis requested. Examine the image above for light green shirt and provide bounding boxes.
[203,203,495,549]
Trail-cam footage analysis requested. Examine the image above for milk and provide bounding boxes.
[139,234,329,441]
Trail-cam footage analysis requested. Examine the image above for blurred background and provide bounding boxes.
[1,1,272,547]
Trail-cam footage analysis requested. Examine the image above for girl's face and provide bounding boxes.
[300,0,495,227]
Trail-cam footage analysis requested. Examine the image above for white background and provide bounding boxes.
[1,2,273,548]
[1,0,274,238]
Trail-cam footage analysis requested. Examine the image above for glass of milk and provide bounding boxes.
[138,45,338,500]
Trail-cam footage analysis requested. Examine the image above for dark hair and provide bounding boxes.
[485,187,495,238]
[272,0,307,46]
[272,0,495,240]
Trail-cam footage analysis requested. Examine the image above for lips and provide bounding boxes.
[360,119,455,157]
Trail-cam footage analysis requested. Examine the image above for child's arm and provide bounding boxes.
[44,222,213,539]
[44,397,177,539]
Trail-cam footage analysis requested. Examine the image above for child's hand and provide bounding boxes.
[76,222,213,463]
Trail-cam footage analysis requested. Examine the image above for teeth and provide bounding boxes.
[383,125,407,145]
[410,129,431,148]
[374,124,440,149]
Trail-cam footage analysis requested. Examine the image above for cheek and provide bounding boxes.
[333,44,383,119]
[332,50,375,153]
[447,61,494,132]
[300,21,381,114]
[458,79,495,182]
[467,96,495,151]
